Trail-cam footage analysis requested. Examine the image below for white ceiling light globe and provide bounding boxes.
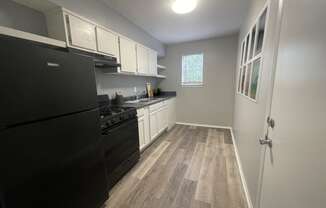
[172,0,198,14]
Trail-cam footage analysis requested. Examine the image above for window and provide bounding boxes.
[181,53,204,86]
[237,7,267,101]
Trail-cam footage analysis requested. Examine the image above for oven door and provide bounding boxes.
[101,118,139,188]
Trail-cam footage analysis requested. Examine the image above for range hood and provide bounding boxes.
[94,57,121,73]
[69,48,121,73]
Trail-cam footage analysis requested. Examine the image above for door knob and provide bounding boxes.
[259,135,273,147]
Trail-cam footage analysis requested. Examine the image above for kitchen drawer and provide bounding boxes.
[161,101,167,107]
[149,102,163,112]
[137,108,145,117]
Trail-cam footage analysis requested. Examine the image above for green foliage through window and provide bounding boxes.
[182,53,204,86]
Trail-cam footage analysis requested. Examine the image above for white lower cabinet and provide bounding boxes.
[149,111,158,141]
[137,98,175,151]
[167,98,176,130]
[157,102,168,133]
[138,116,146,149]
[137,107,150,151]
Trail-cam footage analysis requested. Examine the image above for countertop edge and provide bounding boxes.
[122,95,176,109]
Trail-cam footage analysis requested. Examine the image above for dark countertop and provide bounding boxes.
[121,94,176,109]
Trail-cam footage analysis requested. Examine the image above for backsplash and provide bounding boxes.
[95,69,159,99]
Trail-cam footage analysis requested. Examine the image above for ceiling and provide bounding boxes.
[101,0,249,44]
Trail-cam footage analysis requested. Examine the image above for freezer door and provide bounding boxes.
[0,36,98,127]
[0,109,108,208]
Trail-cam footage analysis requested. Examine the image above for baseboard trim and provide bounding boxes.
[230,129,253,208]
[176,122,232,130]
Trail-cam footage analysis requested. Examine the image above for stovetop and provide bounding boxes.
[97,95,137,130]
[99,105,134,118]
[99,105,137,130]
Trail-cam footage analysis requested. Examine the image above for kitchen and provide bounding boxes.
[0,0,326,208]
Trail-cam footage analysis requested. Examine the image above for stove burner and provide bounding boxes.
[99,105,137,130]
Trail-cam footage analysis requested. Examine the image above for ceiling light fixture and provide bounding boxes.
[172,0,198,14]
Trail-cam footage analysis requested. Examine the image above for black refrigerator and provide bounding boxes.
[0,36,108,208]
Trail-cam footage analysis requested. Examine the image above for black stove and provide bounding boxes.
[99,105,137,130]
[97,95,140,191]
[97,95,137,130]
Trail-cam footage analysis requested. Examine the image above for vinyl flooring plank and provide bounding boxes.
[195,142,218,204]
[184,142,206,181]
[191,200,212,208]
[172,179,197,208]
[157,163,188,208]
[132,141,170,179]
[153,149,186,199]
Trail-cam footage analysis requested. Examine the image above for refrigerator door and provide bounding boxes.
[0,109,108,208]
[0,36,98,128]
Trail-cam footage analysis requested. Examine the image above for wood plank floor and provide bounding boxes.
[105,125,247,208]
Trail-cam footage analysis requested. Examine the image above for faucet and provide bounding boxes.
[134,87,140,100]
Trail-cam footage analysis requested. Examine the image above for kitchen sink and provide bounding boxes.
[125,98,162,104]
[125,100,141,104]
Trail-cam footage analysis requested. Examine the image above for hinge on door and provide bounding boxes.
[65,15,72,43]
[267,116,275,129]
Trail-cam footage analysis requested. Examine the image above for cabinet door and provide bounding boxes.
[157,107,164,133]
[167,98,176,130]
[149,111,158,140]
[119,37,137,73]
[136,45,149,74]
[66,14,97,51]
[148,49,158,75]
[143,107,151,145]
[163,105,168,130]
[96,27,119,58]
[138,117,145,150]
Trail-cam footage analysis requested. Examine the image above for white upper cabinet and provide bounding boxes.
[96,27,119,58]
[119,36,137,73]
[136,44,149,74]
[65,14,97,51]
[44,7,161,77]
[148,49,158,75]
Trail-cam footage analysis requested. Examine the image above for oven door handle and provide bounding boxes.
[103,118,137,135]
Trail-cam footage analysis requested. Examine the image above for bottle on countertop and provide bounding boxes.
[146,83,153,98]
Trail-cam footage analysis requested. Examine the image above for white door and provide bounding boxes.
[66,14,97,51]
[148,49,157,75]
[143,107,151,145]
[119,37,137,73]
[167,98,176,130]
[96,27,119,58]
[149,111,158,140]
[138,117,145,150]
[259,1,326,208]
[136,44,149,74]
[162,105,168,130]
[157,108,164,133]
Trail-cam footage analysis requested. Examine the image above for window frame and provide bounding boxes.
[181,53,204,87]
[236,4,269,103]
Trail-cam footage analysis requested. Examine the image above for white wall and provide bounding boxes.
[0,0,47,36]
[95,70,158,98]
[158,35,238,127]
